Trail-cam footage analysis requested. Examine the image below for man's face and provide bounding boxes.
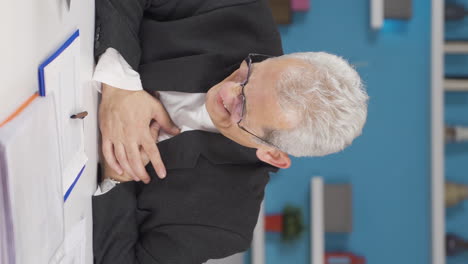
[206,57,302,149]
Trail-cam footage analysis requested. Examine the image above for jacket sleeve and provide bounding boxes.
[93,182,250,264]
[94,0,258,70]
[137,225,249,264]
[94,0,150,70]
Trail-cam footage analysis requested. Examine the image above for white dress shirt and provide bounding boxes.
[93,48,219,195]
[93,48,144,92]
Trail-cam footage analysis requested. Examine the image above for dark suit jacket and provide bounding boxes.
[93,0,283,263]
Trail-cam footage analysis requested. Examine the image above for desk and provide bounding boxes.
[0,1,97,263]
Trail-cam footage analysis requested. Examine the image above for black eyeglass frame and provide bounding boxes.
[236,53,282,150]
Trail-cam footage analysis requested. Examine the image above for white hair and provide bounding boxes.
[264,52,369,157]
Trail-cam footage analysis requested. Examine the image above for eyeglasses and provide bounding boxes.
[237,53,282,150]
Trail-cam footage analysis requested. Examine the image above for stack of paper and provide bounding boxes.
[0,29,87,264]
[0,95,64,264]
[0,145,14,264]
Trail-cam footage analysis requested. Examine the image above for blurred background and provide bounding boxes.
[244,0,467,264]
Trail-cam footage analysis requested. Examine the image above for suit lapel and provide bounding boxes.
[140,53,240,94]
[154,130,261,170]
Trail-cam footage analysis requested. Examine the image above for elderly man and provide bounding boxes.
[92,0,368,263]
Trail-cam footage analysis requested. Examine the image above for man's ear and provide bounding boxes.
[256,148,291,169]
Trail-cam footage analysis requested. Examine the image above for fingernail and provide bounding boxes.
[159,169,166,179]
[117,169,123,175]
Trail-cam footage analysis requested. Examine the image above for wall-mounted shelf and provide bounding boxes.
[445,41,468,54]
[445,77,468,91]
[251,202,265,264]
[370,0,384,30]
[431,0,445,263]
[310,177,324,264]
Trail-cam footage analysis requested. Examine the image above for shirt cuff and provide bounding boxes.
[93,178,121,196]
[92,47,143,93]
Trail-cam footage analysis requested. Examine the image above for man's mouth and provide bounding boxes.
[215,83,243,123]
[223,101,230,114]
[217,92,231,116]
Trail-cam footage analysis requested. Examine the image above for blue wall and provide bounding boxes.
[262,1,432,263]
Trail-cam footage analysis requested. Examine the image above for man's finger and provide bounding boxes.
[149,121,160,140]
[114,143,139,181]
[102,139,123,175]
[127,144,151,184]
[139,123,157,166]
[142,136,166,179]
[140,147,150,165]
[152,100,180,135]
[102,157,133,182]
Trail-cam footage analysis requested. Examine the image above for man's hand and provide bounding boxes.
[102,120,161,182]
[99,83,180,183]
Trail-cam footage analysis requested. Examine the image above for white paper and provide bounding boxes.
[0,146,15,264]
[42,35,88,194]
[0,96,64,264]
[50,217,86,264]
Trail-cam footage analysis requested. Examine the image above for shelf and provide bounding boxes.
[445,41,468,54]
[445,77,468,91]
[310,177,324,264]
[251,202,265,264]
[431,0,445,263]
